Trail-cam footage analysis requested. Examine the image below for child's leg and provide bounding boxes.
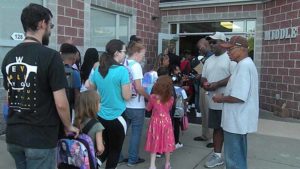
[165,152,171,168]
[150,153,156,169]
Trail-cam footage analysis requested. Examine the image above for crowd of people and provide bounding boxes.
[1,3,259,169]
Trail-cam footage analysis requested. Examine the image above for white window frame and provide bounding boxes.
[90,7,131,52]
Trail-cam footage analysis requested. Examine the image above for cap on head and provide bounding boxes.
[208,32,227,41]
[220,36,248,49]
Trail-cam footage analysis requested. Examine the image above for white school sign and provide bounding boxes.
[264,27,298,41]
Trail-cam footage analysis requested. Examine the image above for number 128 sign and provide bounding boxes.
[11,33,25,41]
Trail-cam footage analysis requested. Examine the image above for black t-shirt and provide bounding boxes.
[1,42,67,148]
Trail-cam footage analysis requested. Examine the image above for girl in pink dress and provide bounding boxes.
[145,75,175,169]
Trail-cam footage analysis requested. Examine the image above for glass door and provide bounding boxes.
[158,33,179,55]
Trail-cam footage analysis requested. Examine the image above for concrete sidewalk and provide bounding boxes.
[1,119,300,169]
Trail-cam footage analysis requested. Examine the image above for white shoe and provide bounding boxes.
[191,104,195,108]
[175,143,183,149]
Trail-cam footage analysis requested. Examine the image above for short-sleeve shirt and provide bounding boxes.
[82,118,104,146]
[125,59,145,109]
[1,42,67,148]
[202,52,236,110]
[90,66,130,120]
[221,57,259,134]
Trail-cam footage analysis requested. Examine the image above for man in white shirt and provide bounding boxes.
[213,36,259,169]
[201,32,236,168]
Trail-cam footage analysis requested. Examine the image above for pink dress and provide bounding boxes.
[145,94,175,153]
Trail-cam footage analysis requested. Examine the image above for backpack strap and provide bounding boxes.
[82,119,99,134]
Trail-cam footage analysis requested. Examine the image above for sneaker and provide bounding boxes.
[205,153,224,168]
[196,112,202,117]
[175,142,183,149]
[127,158,145,167]
[206,143,213,148]
[191,103,195,108]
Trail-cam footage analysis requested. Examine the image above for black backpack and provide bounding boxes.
[64,65,76,109]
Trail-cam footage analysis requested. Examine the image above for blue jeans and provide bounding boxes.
[7,143,56,169]
[224,131,248,169]
[124,108,145,164]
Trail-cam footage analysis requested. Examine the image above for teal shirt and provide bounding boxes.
[90,65,130,120]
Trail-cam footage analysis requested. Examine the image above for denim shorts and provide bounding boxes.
[7,143,56,169]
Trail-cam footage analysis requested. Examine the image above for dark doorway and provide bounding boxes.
[179,35,208,56]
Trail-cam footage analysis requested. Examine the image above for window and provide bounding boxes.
[0,0,43,76]
[91,8,130,51]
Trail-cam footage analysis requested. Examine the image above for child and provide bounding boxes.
[145,75,175,169]
[170,65,188,149]
[74,90,105,162]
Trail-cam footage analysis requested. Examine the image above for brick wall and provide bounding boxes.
[261,0,300,118]
[57,0,84,47]
[111,0,160,71]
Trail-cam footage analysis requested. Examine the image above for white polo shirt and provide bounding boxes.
[221,57,259,134]
[202,52,236,110]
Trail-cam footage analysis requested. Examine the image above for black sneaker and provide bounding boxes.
[127,158,145,167]
[206,143,213,148]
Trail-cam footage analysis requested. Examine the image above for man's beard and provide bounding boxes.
[42,32,50,46]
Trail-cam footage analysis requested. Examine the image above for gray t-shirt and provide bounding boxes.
[82,118,104,145]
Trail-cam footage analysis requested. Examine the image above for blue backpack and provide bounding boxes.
[57,119,100,169]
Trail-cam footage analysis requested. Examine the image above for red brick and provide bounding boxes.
[203,7,216,13]
[79,11,84,20]
[273,45,285,53]
[65,8,78,18]
[266,96,276,104]
[261,68,268,74]
[278,52,290,60]
[262,74,272,81]
[78,28,84,37]
[288,84,300,93]
[58,35,67,44]
[216,6,229,12]
[283,76,295,84]
[137,23,143,30]
[284,60,295,68]
[281,4,292,12]
[58,0,71,7]
[57,16,71,26]
[278,68,289,75]
[277,83,288,91]
[265,16,275,24]
[264,9,270,16]
[291,18,300,26]
[286,100,299,110]
[266,1,276,9]
[260,95,266,103]
[72,37,83,46]
[273,75,283,83]
[285,44,296,52]
[276,0,288,6]
[261,89,272,96]
[290,52,300,59]
[58,6,64,15]
[179,9,191,15]
[292,2,300,10]
[289,68,300,76]
[294,94,300,101]
[287,11,298,19]
[275,13,286,21]
[296,77,300,84]
[282,92,294,100]
[72,18,83,28]
[72,0,84,10]
[229,5,243,12]
[265,46,274,52]
[296,61,300,68]
[57,25,64,35]
[65,27,77,36]
[269,23,280,29]
[243,4,257,11]
[261,82,267,88]
[270,7,281,15]
[272,60,283,67]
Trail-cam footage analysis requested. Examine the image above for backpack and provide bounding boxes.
[57,119,100,169]
[174,87,185,118]
[123,59,137,98]
[65,65,76,109]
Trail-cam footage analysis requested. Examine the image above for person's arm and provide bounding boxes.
[134,79,150,100]
[207,76,230,91]
[122,84,131,100]
[146,95,153,111]
[53,89,79,137]
[212,94,244,103]
[96,131,104,155]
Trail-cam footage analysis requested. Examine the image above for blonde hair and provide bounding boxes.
[74,90,100,129]
[127,42,145,57]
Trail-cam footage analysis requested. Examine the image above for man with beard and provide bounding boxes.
[201,32,236,168]
[1,4,79,169]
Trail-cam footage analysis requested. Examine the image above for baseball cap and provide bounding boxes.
[208,32,226,41]
[220,36,248,49]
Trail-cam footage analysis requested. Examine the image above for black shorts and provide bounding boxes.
[208,109,222,129]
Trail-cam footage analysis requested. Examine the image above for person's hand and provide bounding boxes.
[65,125,79,138]
[182,86,189,91]
[195,74,201,80]
[203,81,210,90]
[206,82,219,91]
[212,94,223,103]
[96,143,105,156]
